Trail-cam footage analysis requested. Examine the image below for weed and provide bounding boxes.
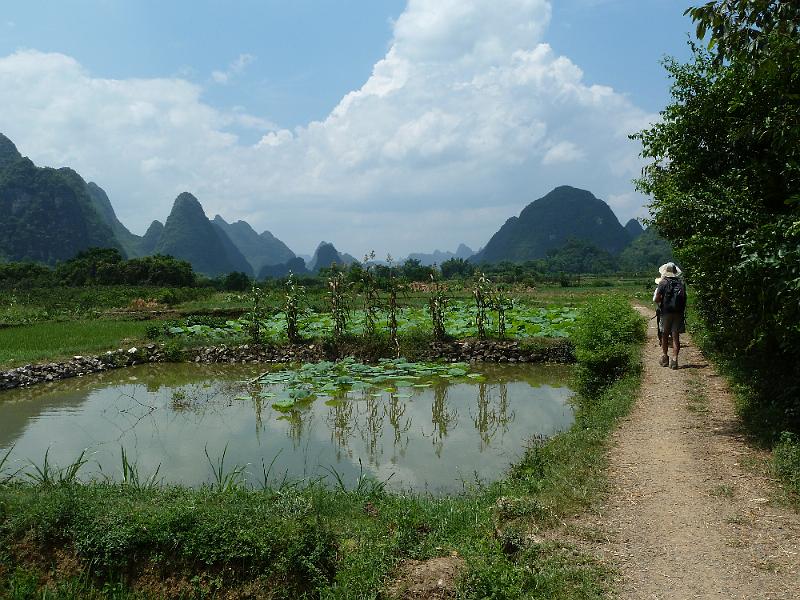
[204,444,247,492]
[0,445,21,484]
[119,448,162,490]
[686,374,709,414]
[710,484,735,498]
[25,448,89,486]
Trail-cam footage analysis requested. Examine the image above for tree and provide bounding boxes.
[440,258,473,279]
[634,0,800,433]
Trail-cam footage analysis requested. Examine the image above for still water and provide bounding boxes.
[0,363,575,493]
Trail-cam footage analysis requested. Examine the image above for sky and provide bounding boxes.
[0,0,695,257]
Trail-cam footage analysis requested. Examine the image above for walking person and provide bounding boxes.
[653,262,686,369]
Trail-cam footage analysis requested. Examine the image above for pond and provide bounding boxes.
[0,362,575,493]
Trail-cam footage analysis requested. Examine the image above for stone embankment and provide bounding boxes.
[0,339,574,391]
[0,345,166,391]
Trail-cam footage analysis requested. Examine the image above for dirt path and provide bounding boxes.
[592,306,800,599]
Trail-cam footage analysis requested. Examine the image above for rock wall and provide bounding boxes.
[0,339,574,391]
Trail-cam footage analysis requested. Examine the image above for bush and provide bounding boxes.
[774,433,800,497]
[571,294,645,397]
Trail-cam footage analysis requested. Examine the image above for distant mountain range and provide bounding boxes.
[0,132,300,276]
[0,132,667,276]
[406,244,475,266]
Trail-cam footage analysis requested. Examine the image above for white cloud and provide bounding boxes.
[211,53,255,84]
[0,0,655,257]
[542,140,584,165]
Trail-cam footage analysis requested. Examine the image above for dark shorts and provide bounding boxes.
[661,313,682,336]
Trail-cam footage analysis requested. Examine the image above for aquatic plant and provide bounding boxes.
[253,357,480,411]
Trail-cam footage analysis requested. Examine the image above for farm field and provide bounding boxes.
[0,279,648,368]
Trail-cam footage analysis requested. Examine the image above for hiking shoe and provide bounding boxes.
[670,358,678,370]
[659,355,669,367]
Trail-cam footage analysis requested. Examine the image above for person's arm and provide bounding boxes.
[654,281,666,304]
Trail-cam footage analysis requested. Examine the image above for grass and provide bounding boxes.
[686,373,710,414]
[0,320,151,367]
[0,293,646,598]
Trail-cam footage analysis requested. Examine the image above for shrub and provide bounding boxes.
[571,294,645,397]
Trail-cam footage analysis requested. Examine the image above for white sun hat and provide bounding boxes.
[656,262,682,284]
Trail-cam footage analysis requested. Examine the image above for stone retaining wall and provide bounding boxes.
[0,339,574,391]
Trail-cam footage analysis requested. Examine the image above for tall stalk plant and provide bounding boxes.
[328,268,349,339]
[492,285,511,338]
[473,272,490,339]
[360,251,379,337]
[283,272,305,343]
[247,284,265,345]
[386,255,400,357]
[427,272,448,341]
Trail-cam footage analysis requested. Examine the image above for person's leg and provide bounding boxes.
[660,314,672,366]
[669,316,680,369]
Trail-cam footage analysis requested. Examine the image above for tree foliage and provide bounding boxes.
[635,0,800,433]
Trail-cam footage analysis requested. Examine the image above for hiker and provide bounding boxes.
[653,262,686,369]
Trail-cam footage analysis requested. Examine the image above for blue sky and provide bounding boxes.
[0,1,695,256]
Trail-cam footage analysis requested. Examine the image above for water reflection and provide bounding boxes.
[0,363,575,493]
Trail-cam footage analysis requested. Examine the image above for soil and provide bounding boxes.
[590,306,800,599]
[386,555,465,600]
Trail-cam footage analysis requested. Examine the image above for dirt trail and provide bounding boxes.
[592,306,800,599]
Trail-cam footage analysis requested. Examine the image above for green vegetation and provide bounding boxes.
[0,136,120,264]
[158,302,579,346]
[0,294,645,598]
[635,0,800,489]
[0,320,151,366]
[254,357,479,410]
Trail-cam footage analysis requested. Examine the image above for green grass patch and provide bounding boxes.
[0,320,151,367]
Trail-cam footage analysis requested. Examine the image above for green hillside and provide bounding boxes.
[154,193,252,277]
[0,135,121,264]
[474,186,631,263]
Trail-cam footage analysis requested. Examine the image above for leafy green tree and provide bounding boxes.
[56,247,124,286]
[441,257,474,279]
[223,271,252,292]
[543,239,617,274]
[634,0,800,433]
[617,228,673,273]
[400,258,434,282]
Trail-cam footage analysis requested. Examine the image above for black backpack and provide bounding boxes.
[661,278,686,314]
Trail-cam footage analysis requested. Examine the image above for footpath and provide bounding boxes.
[591,306,800,599]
